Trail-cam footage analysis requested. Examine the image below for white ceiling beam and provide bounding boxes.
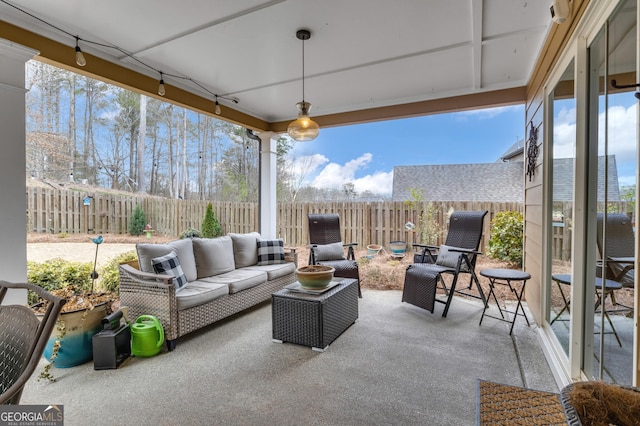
[472,0,483,90]
[123,0,287,59]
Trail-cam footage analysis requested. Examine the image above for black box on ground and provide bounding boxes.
[92,310,131,370]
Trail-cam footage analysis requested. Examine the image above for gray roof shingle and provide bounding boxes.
[392,156,620,203]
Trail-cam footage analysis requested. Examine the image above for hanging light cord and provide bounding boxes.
[0,0,239,105]
[301,36,305,103]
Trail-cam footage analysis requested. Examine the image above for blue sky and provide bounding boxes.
[289,105,527,195]
[287,94,639,197]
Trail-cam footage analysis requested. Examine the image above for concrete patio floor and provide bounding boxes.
[21,290,559,426]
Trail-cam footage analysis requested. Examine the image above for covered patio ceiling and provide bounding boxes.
[0,0,553,132]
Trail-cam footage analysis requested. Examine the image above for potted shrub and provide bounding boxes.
[28,236,118,377]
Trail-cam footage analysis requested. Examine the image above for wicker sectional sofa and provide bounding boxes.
[118,233,297,351]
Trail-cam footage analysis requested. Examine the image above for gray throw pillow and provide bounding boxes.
[435,245,469,272]
[313,241,346,261]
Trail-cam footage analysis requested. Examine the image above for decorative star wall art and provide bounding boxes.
[526,122,539,182]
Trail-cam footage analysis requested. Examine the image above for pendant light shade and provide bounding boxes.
[288,29,319,141]
[288,101,319,141]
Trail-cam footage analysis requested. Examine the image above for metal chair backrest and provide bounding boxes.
[596,212,634,259]
[0,281,65,405]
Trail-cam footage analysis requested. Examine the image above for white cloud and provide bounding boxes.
[308,153,394,195]
[352,171,394,194]
[552,105,576,158]
[599,103,637,159]
[552,102,638,161]
[290,153,328,177]
[455,105,522,120]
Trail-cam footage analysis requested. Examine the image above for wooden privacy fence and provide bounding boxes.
[26,187,257,237]
[277,201,523,253]
[26,187,527,252]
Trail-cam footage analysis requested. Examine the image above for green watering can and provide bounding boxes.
[131,315,164,357]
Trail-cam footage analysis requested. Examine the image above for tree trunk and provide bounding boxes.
[137,95,147,193]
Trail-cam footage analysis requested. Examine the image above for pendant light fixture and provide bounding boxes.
[287,29,319,141]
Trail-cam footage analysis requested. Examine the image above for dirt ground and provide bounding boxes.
[26,232,520,301]
[26,233,634,313]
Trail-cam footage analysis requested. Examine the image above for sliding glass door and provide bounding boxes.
[587,0,637,384]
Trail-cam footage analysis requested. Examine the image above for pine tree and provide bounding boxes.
[201,202,222,238]
[129,205,147,236]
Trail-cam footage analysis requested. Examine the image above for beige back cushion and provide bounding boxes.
[136,240,198,282]
[229,232,261,268]
[136,243,174,273]
[192,236,235,278]
[168,238,197,282]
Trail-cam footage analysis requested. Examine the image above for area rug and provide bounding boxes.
[477,380,567,425]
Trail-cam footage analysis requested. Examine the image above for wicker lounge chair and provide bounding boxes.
[0,281,65,404]
[595,212,634,317]
[308,213,361,297]
[596,212,635,287]
[402,210,488,317]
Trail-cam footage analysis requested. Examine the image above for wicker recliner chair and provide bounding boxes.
[308,213,361,297]
[0,281,65,405]
[402,210,488,317]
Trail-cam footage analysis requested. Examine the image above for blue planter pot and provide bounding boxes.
[41,303,108,368]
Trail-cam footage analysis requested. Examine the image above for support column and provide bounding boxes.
[258,132,278,239]
[0,39,38,304]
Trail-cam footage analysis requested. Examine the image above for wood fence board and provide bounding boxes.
[27,186,622,261]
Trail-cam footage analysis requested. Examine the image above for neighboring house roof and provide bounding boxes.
[392,155,621,203]
[392,162,524,202]
[499,139,525,162]
[552,156,620,202]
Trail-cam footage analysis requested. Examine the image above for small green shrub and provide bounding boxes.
[27,259,93,304]
[129,205,147,236]
[487,211,524,266]
[180,227,202,239]
[98,250,137,294]
[201,202,222,238]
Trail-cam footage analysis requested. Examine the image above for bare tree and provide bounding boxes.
[137,94,147,193]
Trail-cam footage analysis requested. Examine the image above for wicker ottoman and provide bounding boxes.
[272,278,359,351]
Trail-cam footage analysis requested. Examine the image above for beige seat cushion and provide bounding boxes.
[242,262,296,281]
[199,269,267,294]
[176,281,229,310]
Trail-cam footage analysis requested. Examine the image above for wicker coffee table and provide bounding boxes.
[272,278,359,351]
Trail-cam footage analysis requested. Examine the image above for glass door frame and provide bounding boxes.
[540,0,639,385]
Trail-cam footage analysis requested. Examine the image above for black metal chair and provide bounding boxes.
[0,281,65,404]
[595,212,634,317]
[308,213,361,297]
[402,210,488,317]
[596,212,634,287]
